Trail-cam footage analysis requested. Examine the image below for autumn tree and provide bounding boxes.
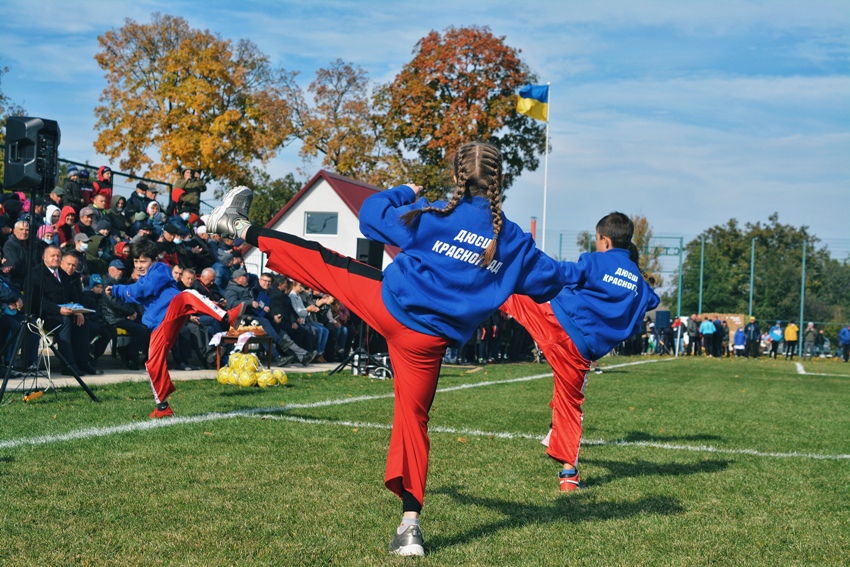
[375,26,545,199]
[0,66,26,184]
[285,59,394,186]
[93,13,294,188]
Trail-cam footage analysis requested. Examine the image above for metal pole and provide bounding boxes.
[558,232,563,261]
[698,235,705,314]
[677,237,683,320]
[541,82,551,254]
[748,237,756,317]
[799,239,807,357]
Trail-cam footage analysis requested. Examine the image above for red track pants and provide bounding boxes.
[249,227,450,507]
[147,289,232,404]
[501,295,590,466]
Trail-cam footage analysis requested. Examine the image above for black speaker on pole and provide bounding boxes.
[3,116,61,191]
[356,238,384,269]
[655,310,671,330]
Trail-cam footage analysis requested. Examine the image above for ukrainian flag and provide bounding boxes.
[516,84,549,121]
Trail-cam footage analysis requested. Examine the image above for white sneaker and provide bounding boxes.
[388,524,424,556]
[206,185,253,238]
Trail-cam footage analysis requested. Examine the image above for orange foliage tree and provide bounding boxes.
[375,26,546,200]
[93,13,294,188]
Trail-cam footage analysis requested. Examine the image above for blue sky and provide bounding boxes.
[2,0,848,267]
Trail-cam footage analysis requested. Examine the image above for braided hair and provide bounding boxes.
[401,141,504,267]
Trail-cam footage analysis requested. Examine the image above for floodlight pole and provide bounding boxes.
[798,239,807,358]
[676,237,683,320]
[748,237,756,317]
[698,235,705,314]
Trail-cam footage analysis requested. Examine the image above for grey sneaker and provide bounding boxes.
[206,185,253,238]
[388,524,424,556]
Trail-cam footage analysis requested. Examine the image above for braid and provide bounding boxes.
[401,141,505,270]
[479,172,503,267]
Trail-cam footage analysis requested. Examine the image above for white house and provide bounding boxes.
[241,170,398,276]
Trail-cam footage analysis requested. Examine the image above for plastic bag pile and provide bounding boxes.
[216,352,287,388]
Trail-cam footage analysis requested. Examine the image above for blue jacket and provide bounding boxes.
[769,324,783,342]
[734,329,746,346]
[111,262,179,331]
[839,326,850,346]
[359,185,565,346]
[699,320,716,335]
[548,248,660,361]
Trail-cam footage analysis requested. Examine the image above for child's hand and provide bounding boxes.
[405,183,423,196]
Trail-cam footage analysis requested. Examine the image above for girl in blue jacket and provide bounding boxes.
[206,141,566,556]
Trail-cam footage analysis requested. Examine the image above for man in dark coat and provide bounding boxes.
[30,246,97,375]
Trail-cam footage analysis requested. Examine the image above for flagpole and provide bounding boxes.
[541,82,550,253]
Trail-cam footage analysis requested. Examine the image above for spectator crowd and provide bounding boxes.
[0,166,355,376]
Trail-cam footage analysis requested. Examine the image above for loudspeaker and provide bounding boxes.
[655,310,671,329]
[3,116,61,191]
[356,238,384,269]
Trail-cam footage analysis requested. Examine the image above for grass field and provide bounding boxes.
[1,355,848,566]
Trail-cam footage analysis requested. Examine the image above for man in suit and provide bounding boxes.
[30,245,98,375]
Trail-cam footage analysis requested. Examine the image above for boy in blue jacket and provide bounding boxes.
[502,212,660,491]
[106,238,245,418]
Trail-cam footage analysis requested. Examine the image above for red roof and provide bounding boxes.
[243,170,399,258]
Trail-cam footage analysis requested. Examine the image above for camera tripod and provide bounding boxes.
[329,319,392,380]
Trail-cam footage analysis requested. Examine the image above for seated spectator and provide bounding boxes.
[44,204,61,227]
[77,206,97,237]
[125,182,150,220]
[102,259,148,370]
[48,186,65,210]
[3,220,32,290]
[30,246,98,376]
[81,273,112,366]
[0,247,30,368]
[290,281,330,362]
[225,268,314,366]
[146,201,166,236]
[90,193,108,225]
[158,224,189,267]
[106,195,130,236]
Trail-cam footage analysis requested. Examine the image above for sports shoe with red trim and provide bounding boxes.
[150,405,174,419]
[559,469,580,492]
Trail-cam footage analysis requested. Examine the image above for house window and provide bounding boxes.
[305,212,338,235]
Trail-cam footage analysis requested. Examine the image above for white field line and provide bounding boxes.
[3,357,848,460]
[795,362,849,377]
[242,413,850,461]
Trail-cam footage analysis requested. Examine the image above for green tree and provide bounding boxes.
[662,213,850,327]
[238,168,301,226]
[375,26,545,200]
[93,13,294,189]
[0,66,26,184]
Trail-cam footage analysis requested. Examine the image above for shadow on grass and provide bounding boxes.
[580,458,731,488]
[429,486,683,551]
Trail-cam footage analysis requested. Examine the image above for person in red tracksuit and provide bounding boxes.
[105,237,245,418]
[206,141,567,556]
